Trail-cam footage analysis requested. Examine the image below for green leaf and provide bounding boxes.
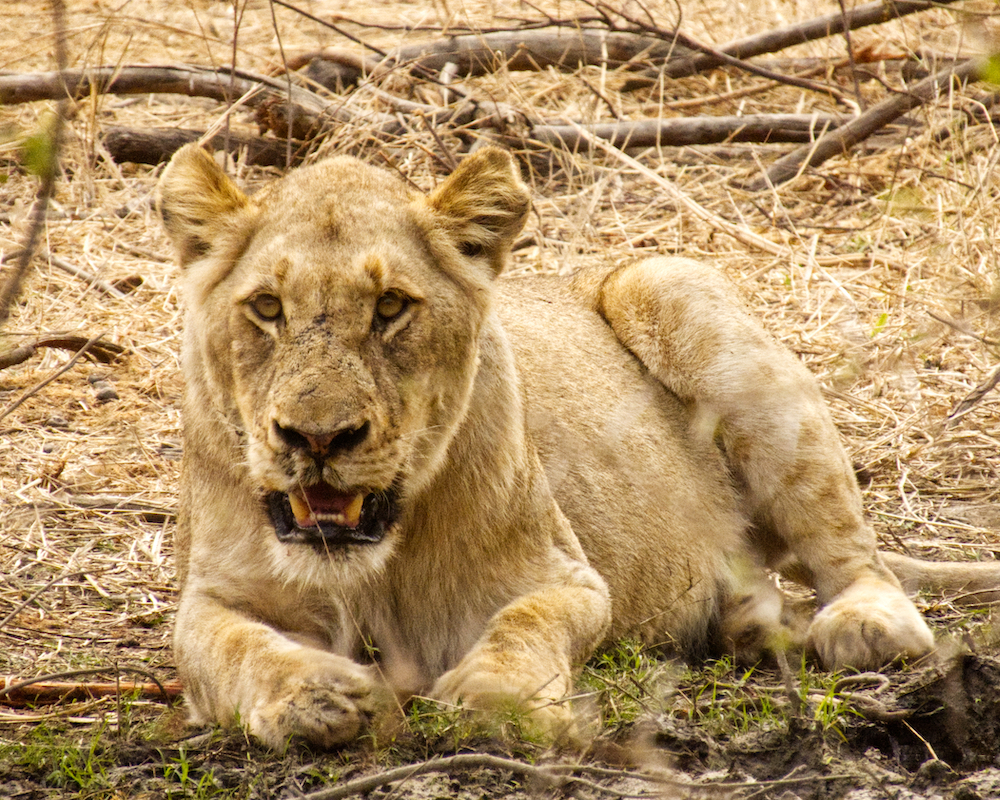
[20,112,58,179]
[982,54,1000,86]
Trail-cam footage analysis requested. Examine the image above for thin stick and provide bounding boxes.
[0,571,85,631]
[298,751,850,800]
[566,121,789,257]
[600,3,852,103]
[0,667,177,705]
[0,0,67,329]
[46,252,128,299]
[0,333,107,423]
[745,58,981,191]
[658,0,966,79]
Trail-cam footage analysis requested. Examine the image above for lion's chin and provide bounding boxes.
[265,487,400,551]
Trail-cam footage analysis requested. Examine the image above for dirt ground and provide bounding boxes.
[1,0,999,798]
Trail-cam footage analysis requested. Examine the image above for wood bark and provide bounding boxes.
[744,59,980,191]
[293,27,693,90]
[655,0,966,80]
[102,126,311,167]
[0,65,402,140]
[530,114,843,151]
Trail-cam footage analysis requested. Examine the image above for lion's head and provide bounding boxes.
[158,145,530,574]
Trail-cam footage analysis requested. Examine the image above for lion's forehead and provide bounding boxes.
[256,161,416,228]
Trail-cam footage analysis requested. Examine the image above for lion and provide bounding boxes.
[157,143,1000,748]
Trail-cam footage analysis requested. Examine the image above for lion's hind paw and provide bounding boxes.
[807,576,934,671]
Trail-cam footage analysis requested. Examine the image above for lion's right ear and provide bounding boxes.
[157,144,250,267]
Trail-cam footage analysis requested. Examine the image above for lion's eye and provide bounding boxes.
[375,290,408,321]
[249,293,283,321]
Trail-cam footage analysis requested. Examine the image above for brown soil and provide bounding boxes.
[1,1,999,798]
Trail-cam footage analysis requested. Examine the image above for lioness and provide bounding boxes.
[158,143,1000,748]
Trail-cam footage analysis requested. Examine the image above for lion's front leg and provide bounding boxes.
[175,592,382,748]
[590,256,933,670]
[431,580,610,737]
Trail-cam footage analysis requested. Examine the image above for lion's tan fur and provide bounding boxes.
[158,144,1000,748]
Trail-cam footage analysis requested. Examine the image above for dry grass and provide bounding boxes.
[0,0,998,752]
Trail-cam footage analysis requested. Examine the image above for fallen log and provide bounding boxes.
[530,113,843,151]
[285,26,693,90]
[102,126,311,167]
[0,64,403,140]
[628,0,966,84]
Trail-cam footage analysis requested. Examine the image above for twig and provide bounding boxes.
[837,0,866,111]
[0,667,178,705]
[0,678,182,706]
[0,0,67,330]
[566,121,789,257]
[654,0,966,80]
[947,363,1000,422]
[46,252,128,299]
[530,114,842,150]
[601,3,853,104]
[297,751,850,800]
[0,571,86,632]
[744,58,981,191]
[0,333,108,423]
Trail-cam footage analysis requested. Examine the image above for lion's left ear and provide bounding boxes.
[424,147,531,277]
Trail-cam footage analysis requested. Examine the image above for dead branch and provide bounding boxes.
[286,26,691,89]
[650,0,966,80]
[601,5,854,103]
[744,58,981,191]
[0,677,182,706]
[0,333,111,422]
[529,113,843,150]
[102,126,311,166]
[297,750,849,800]
[0,64,402,141]
[0,0,67,331]
[0,334,124,370]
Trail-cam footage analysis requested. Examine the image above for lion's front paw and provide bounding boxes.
[246,659,381,749]
[807,576,934,671]
[431,655,574,739]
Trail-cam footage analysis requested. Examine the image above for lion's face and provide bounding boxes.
[159,146,530,574]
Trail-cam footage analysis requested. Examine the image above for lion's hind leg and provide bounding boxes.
[585,257,934,670]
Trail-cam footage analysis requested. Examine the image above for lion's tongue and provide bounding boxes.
[288,485,365,529]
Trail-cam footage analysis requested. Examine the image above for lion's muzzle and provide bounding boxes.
[266,486,400,550]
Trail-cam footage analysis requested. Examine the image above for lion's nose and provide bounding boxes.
[272,420,370,457]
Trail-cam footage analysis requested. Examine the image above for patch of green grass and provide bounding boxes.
[3,720,113,796]
[0,691,236,800]
[399,694,552,752]
[579,639,675,728]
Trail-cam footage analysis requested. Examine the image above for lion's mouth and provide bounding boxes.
[266,483,399,549]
